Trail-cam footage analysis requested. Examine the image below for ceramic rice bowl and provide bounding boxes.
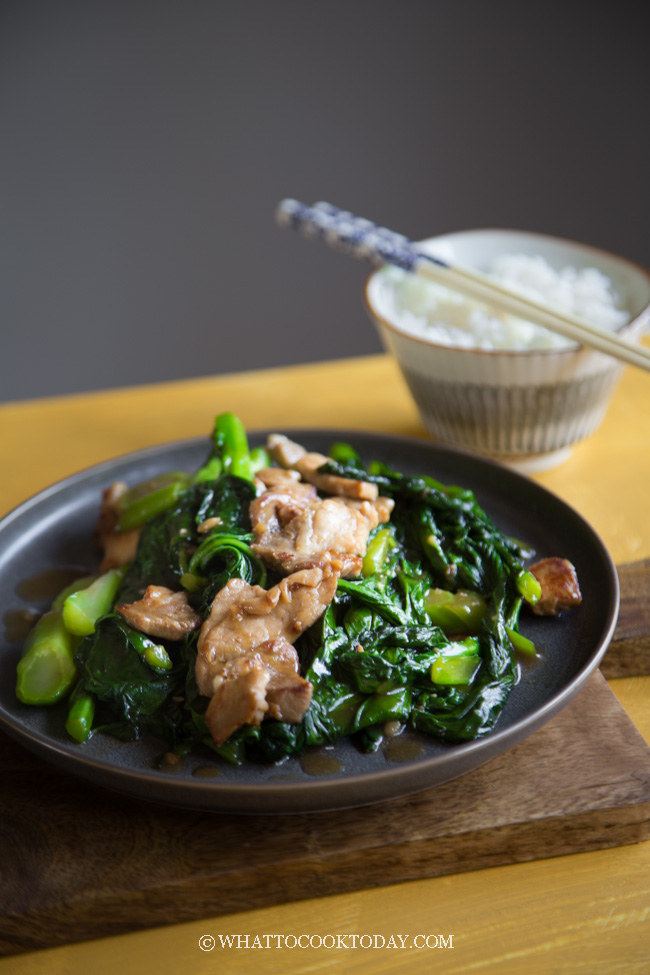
[364,229,650,470]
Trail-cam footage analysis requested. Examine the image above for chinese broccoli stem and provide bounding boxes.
[362,528,397,577]
[214,411,253,481]
[65,687,96,742]
[193,456,222,484]
[51,575,97,611]
[505,625,537,656]
[516,569,542,606]
[424,588,487,634]
[328,442,363,468]
[62,566,128,637]
[194,411,260,484]
[125,626,173,672]
[116,477,190,532]
[430,653,481,685]
[249,446,271,474]
[16,611,78,705]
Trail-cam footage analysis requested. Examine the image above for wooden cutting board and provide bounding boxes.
[1,561,649,957]
[601,559,650,678]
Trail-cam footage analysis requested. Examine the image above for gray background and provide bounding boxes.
[2,1,648,403]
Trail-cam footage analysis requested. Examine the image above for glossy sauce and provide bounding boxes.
[6,567,91,644]
[514,651,544,685]
[300,750,344,777]
[191,765,222,779]
[383,720,404,738]
[3,608,41,644]
[383,736,425,763]
[158,752,186,773]
[16,567,88,603]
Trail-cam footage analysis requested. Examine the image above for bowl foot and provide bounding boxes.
[501,445,574,475]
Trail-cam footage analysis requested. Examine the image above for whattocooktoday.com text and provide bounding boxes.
[198,933,455,951]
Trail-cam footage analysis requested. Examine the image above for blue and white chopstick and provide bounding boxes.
[276,199,431,272]
[275,199,650,373]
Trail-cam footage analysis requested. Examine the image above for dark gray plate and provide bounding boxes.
[0,430,619,814]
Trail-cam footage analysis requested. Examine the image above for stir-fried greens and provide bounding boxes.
[16,413,573,767]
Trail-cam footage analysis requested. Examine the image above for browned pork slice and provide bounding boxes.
[255,466,317,496]
[251,467,319,536]
[267,433,379,501]
[261,638,314,721]
[204,638,312,746]
[196,565,338,744]
[95,481,141,571]
[528,557,582,616]
[205,658,270,746]
[196,565,338,694]
[116,585,203,639]
[250,478,394,577]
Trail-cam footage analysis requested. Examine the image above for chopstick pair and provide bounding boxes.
[276,199,650,373]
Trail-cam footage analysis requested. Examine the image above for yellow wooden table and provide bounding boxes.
[1,353,649,974]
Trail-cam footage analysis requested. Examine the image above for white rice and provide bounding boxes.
[378,253,630,351]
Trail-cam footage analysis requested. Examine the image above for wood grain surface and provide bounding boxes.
[600,559,650,678]
[1,670,650,957]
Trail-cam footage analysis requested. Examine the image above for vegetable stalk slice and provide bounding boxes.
[249,446,272,474]
[424,588,487,634]
[62,565,128,637]
[328,441,363,468]
[116,475,191,532]
[430,653,481,686]
[16,610,78,705]
[51,575,98,611]
[505,625,537,656]
[516,569,542,605]
[126,626,174,672]
[65,688,96,742]
[214,412,253,481]
[362,528,397,577]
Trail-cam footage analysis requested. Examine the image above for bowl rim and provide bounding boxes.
[364,226,650,360]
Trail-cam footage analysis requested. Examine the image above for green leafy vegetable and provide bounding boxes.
[73,616,182,741]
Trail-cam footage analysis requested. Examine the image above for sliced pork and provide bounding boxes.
[204,638,312,746]
[116,585,202,640]
[251,490,393,578]
[250,465,394,578]
[250,468,319,541]
[95,481,140,571]
[267,433,379,501]
[196,565,338,745]
[205,658,270,746]
[529,557,582,616]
